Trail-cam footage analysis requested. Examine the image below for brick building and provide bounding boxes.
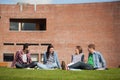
[0,1,120,68]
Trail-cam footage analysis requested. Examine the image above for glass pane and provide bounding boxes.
[10,22,19,30]
[3,53,14,62]
[39,23,46,31]
[21,23,36,30]
[31,54,39,62]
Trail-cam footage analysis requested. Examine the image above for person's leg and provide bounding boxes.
[46,63,58,69]
[16,63,30,68]
[68,61,93,70]
[23,64,29,68]
[15,63,24,68]
[28,62,37,68]
[83,63,93,70]
[37,63,49,69]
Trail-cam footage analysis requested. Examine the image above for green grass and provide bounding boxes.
[0,68,120,80]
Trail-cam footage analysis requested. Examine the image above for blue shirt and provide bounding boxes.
[91,51,106,68]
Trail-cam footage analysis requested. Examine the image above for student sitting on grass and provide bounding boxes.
[11,43,37,68]
[68,44,107,70]
[67,46,84,70]
[37,44,61,69]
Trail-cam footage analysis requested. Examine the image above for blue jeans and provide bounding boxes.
[15,62,37,68]
[37,63,58,69]
[68,61,93,70]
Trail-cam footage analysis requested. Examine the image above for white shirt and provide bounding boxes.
[22,54,27,63]
[72,53,84,63]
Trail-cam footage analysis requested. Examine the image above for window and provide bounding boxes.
[3,53,14,62]
[10,18,46,31]
[10,22,19,30]
[41,43,51,46]
[3,43,14,45]
[31,54,39,62]
[16,43,39,46]
[21,23,36,30]
[40,53,44,62]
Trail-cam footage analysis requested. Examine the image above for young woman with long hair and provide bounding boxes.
[37,44,61,69]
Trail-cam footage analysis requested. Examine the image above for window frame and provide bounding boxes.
[3,53,14,62]
[9,18,47,31]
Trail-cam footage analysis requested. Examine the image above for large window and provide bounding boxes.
[10,18,46,31]
[3,53,14,62]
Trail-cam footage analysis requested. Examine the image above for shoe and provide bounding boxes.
[26,67,34,70]
[61,61,67,70]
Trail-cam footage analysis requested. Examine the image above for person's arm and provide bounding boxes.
[71,55,73,62]
[81,54,84,62]
[11,51,19,68]
[99,53,106,68]
[27,53,32,64]
[43,52,47,64]
[55,53,61,69]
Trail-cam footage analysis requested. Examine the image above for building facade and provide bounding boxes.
[0,1,120,67]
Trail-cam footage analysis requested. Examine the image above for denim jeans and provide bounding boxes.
[68,61,93,70]
[15,62,37,68]
[37,63,58,69]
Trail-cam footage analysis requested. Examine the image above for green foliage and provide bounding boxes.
[0,68,120,80]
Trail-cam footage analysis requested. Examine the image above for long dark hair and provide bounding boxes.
[46,44,54,59]
[76,46,83,54]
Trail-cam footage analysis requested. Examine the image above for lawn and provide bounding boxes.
[0,68,120,80]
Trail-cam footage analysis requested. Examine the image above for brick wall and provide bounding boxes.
[0,1,120,67]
